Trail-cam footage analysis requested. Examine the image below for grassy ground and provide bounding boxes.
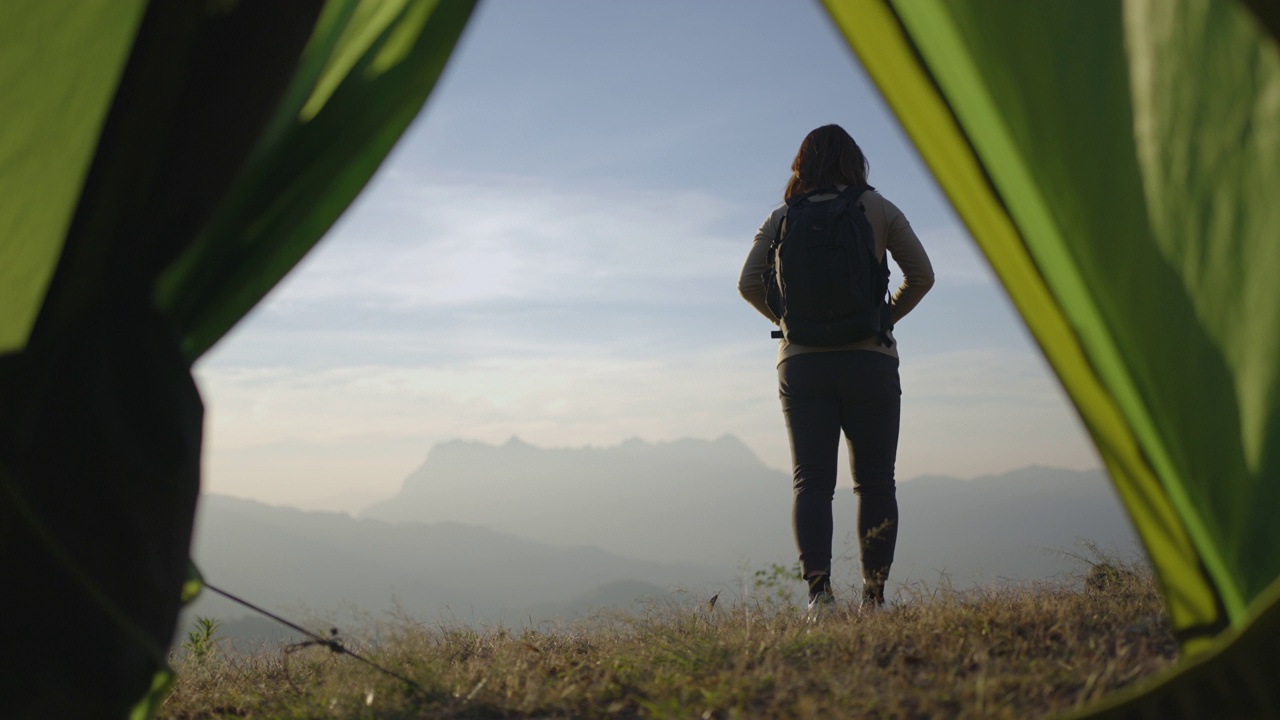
[161,560,1177,719]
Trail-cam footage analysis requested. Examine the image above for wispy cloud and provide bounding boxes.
[261,175,746,311]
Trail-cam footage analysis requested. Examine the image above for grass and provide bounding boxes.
[161,556,1177,719]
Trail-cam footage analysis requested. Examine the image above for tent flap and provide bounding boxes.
[0,1,146,354]
[0,1,477,717]
[155,0,478,360]
[827,0,1280,714]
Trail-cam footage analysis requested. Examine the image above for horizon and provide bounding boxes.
[195,432,1107,516]
[187,456,1136,634]
[192,0,1101,515]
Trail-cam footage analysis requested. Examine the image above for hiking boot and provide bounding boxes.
[861,580,885,612]
[806,590,835,622]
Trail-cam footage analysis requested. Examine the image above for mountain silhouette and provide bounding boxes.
[188,436,1140,639]
[362,435,794,568]
[363,436,1138,580]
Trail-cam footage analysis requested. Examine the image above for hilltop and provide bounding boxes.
[163,556,1176,719]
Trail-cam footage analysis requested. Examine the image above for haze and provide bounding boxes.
[192,0,1101,515]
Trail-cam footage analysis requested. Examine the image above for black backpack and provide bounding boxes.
[764,184,893,346]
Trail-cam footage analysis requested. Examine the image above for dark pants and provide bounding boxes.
[779,350,901,585]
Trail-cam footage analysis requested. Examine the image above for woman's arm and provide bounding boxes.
[883,203,935,324]
[738,208,782,323]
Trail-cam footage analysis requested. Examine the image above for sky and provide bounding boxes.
[192,0,1100,513]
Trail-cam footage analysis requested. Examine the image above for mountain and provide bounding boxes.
[363,435,798,568]
[362,435,795,569]
[363,436,1139,583]
[892,465,1141,587]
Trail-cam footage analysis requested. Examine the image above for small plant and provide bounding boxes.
[182,616,222,660]
[752,561,803,607]
[1054,537,1151,593]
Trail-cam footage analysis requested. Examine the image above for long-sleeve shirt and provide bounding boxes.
[738,187,934,365]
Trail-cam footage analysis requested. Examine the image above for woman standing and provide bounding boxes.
[739,125,933,611]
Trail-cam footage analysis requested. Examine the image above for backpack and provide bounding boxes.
[764,184,893,347]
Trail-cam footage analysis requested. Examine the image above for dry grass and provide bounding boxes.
[161,559,1177,719]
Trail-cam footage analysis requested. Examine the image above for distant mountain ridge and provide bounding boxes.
[363,436,1139,582]
[362,434,793,568]
[892,465,1141,585]
[190,436,1140,638]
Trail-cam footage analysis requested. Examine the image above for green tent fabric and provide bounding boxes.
[0,1,474,717]
[824,0,1279,714]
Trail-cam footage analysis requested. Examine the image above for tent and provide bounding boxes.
[0,2,474,717]
[0,0,1275,717]
[828,1,1280,716]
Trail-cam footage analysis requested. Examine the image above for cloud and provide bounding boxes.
[198,346,779,454]
[262,175,747,311]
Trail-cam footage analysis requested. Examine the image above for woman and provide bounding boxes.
[738,124,934,611]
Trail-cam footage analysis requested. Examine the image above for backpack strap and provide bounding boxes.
[876,250,894,348]
[787,184,869,207]
[785,186,841,207]
[877,304,895,348]
[764,207,786,333]
[837,183,870,204]
[764,206,786,270]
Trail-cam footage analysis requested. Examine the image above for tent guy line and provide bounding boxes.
[204,582,423,692]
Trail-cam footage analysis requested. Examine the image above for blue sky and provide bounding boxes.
[193,0,1099,511]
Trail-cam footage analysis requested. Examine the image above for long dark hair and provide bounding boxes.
[784,124,873,201]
